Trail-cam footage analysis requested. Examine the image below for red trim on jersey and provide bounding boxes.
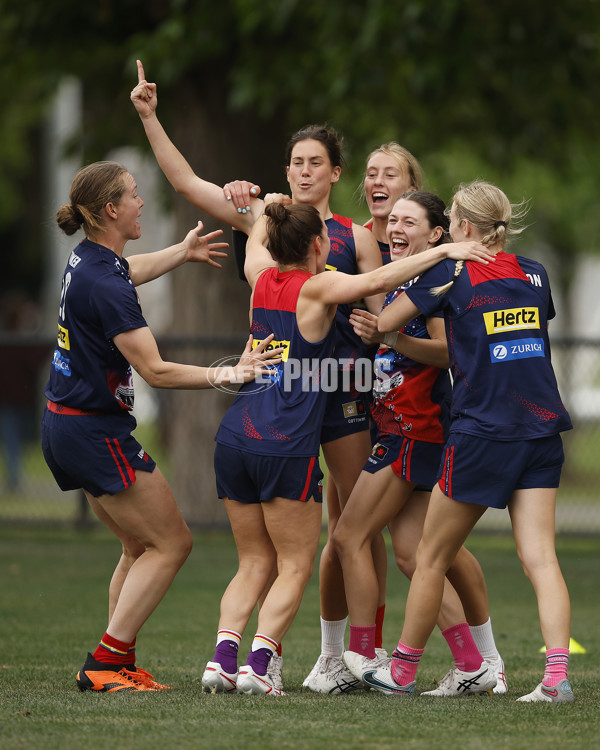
[466,252,529,287]
[331,213,354,228]
[300,456,316,502]
[253,268,312,313]
[364,219,374,232]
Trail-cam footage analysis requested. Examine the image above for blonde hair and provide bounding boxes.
[431,180,529,297]
[359,142,424,203]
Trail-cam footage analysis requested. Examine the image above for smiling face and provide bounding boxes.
[386,198,443,260]
[114,172,144,241]
[364,152,414,221]
[286,139,341,207]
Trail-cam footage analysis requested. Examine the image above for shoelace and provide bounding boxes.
[121,667,164,690]
[117,668,153,689]
[134,667,171,688]
[438,669,455,687]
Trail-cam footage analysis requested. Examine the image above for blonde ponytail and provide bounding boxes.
[430,260,464,297]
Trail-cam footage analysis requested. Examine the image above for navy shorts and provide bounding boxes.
[363,432,443,491]
[438,432,565,509]
[320,373,370,444]
[214,443,323,504]
[41,407,155,498]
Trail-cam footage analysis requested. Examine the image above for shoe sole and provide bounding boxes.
[361,671,414,696]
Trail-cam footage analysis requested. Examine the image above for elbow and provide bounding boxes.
[133,363,167,390]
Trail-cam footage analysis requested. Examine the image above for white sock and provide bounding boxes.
[320,616,348,657]
[469,617,500,662]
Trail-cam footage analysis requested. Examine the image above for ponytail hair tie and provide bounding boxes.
[494,220,507,229]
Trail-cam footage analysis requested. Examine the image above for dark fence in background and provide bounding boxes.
[1,335,599,534]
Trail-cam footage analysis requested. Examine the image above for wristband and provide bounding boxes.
[383,331,397,349]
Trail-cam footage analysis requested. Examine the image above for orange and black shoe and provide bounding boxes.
[76,653,158,692]
[125,666,173,690]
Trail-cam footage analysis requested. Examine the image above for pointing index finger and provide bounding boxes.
[137,59,145,83]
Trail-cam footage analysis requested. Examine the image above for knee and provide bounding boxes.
[279,556,315,588]
[330,521,353,560]
[518,549,559,583]
[169,525,193,568]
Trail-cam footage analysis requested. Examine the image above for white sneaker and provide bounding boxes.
[344,652,414,696]
[420,662,496,697]
[487,656,508,694]
[375,647,389,659]
[516,679,574,703]
[236,665,287,696]
[267,653,284,691]
[201,661,238,694]
[302,654,364,694]
[343,650,390,683]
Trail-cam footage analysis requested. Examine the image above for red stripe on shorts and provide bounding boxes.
[300,456,316,502]
[105,438,135,489]
[440,444,454,498]
[112,438,136,485]
[403,438,414,482]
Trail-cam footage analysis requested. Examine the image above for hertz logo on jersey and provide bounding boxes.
[252,337,291,362]
[483,307,539,335]
[57,323,70,350]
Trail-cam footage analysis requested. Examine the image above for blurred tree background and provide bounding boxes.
[1,0,599,521]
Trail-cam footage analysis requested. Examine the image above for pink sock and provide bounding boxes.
[348,624,376,659]
[391,640,424,685]
[442,622,483,672]
[542,647,569,687]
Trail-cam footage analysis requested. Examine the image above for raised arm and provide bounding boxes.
[130,60,259,232]
[243,212,277,289]
[127,221,228,286]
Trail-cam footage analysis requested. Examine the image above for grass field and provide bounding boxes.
[0,527,598,750]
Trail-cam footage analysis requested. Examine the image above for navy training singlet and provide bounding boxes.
[216,268,336,457]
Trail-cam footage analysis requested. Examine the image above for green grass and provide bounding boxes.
[0,528,598,750]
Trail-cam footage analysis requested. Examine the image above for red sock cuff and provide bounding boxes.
[375,605,386,649]
[93,632,132,665]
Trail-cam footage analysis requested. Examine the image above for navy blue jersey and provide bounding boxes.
[44,239,147,413]
[325,214,367,368]
[372,281,451,443]
[364,221,391,266]
[405,252,572,440]
[216,268,336,456]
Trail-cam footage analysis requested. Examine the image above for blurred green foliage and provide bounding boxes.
[1,0,599,297]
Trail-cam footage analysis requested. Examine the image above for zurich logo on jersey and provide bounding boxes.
[489,338,545,363]
[52,349,71,376]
